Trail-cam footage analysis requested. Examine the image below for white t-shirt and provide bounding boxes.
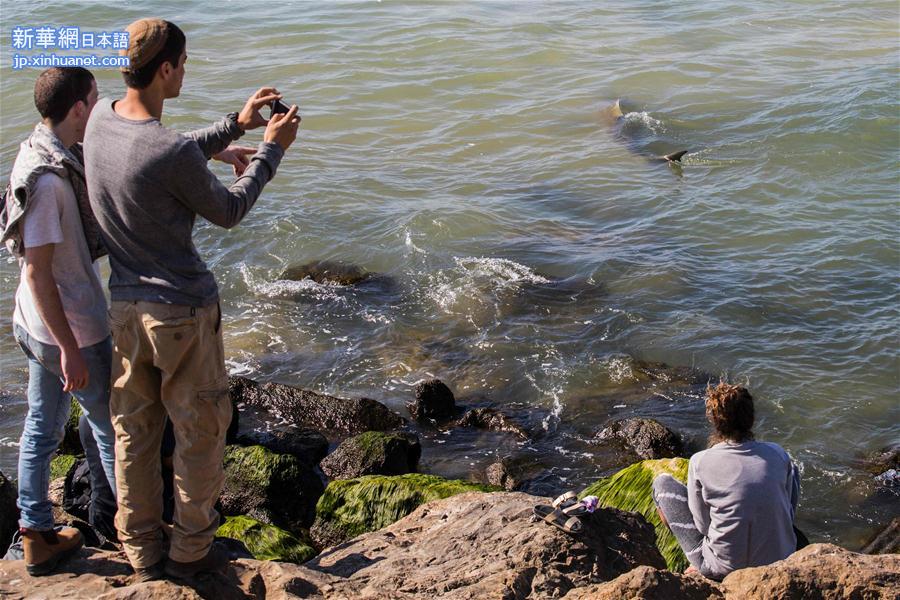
[13,172,108,348]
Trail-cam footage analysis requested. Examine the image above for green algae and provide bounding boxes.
[581,458,689,572]
[315,473,496,540]
[217,515,317,563]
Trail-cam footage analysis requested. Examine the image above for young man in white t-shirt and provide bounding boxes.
[2,67,114,576]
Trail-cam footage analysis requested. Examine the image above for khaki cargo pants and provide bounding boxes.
[108,300,232,567]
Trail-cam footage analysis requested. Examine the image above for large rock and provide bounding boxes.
[235,404,330,465]
[230,375,404,434]
[457,407,530,439]
[484,454,545,491]
[407,378,456,421]
[216,515,317,564]
[562,565,723,599]
[320,431,421,480]
[581,458,689,572]
[595,417,684,459]
[0,549,335,599]
[307,491,665,598]
[220,444,324,533]
[310,473,493,549]
[721,543,900,599]
[0,471,17,557]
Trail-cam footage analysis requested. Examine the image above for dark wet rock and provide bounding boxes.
[229,375,403,434]
[595,417,684,459]
[0,470,18,557]
[310,473,493,549]
[457,407,530,439]
[216,515,317,564]
[563,565,723,599]
[407,378,456,421]
[484,455,540,491]
[308,491,665,598]
[235,404,329,466]
[220,444,324,533]
[631,359,713,386]
[862,517,900,555]
[320,431,421,480]
[280,260,371,285]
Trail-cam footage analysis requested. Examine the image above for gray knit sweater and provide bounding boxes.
[84,97,284,306]
[688,440,800,580]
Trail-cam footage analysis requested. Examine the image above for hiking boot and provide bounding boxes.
[164,540,230,579]
[134,558,167,582]
[20,526,83,576]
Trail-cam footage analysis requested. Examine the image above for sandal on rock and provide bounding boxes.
[551,491,578,509]
[537,500,589,517]
[533,504,583,534]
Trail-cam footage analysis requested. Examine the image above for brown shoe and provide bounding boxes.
[21,526,83,576]
[164,540,230,579]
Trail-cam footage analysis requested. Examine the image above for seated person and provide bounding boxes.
[652,382,800,580]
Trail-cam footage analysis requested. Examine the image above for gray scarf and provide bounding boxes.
[1,122,105,261]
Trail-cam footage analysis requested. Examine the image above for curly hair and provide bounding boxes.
[705,382,755,445]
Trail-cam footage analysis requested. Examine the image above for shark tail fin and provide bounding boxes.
[662,150,689,163]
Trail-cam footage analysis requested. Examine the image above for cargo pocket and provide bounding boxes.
[195,379,232,441]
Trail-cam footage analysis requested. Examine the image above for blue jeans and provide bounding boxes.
[14,323,117,530]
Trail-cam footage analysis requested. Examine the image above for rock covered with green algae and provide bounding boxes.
[216,515,317,564]
[50,453,77,480]
[320,430,421,480]
[581,457,689,572]
[310,473,495,549]
[220,444,325,533]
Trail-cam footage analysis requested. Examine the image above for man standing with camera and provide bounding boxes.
[83,18,299,581]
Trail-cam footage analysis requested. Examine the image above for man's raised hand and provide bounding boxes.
[264,104,300,151]
[237,87,282,131]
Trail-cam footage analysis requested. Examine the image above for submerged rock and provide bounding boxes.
[230,375,404,434]
[563,565,723,600]
[407,378,457,421]
[631,358,714,386]
[862,517,900,555]
[320,431,421,480]
[0,470,17,557]
[220,444,324,533]
[308,491,665,598]
[581,457,690,572]
[595,417,684,460]
[216,515,317,564]
[280,260,371,286]
[861,444,900,476]
[310,473,493,549]
[457,407,530,439]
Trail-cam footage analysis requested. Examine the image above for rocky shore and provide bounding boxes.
[0,373,897,599]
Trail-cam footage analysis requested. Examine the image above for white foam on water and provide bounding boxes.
[239,262,349,304]
[622,111,666,133]
[605,356,635,384]
[455,257,550,284]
